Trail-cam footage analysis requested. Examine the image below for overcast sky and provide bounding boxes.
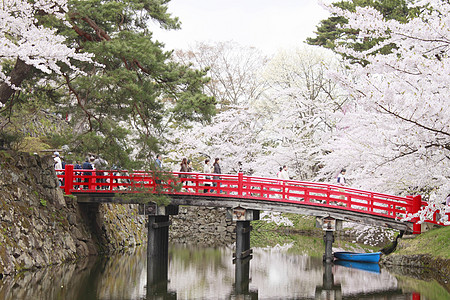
[151,0,329,55]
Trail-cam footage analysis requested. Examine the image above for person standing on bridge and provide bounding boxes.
[82,156,94,190]
[279,165,289,180]
[337,168,347,186]
[186,159,195,191]
[74,160,82,189]
[154,154,163,185]
[53,151,62,170]
[213,158,222,193]
[187,159,193,173]
[277,166,283,178]
[278,165,290,198]
[180,158,189,177]
[93,155,108,190]
[336,168,347,206]
[203,159,213,193]
[179,158,189,191]
[155,154,163,170]
[53,151,63,186]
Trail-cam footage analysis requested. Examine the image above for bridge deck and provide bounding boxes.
[73,192,414,232]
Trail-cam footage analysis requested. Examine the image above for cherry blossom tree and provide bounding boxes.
[167,42,268,174]
[167,45,347,179]
[0,0,93,106]
[317,0,449,223]
[165,104,264,174]
[173,41,267,108]
[254,46,348,179]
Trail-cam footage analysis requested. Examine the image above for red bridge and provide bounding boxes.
[57,164,448,234]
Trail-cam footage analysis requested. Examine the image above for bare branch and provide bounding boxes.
[377,103,450,137]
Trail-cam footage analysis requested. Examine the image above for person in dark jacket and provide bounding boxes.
[213,158,221,174]
[213,158,222,193]
[82,156,93,190]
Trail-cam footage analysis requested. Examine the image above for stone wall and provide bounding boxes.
[169,206,236,247]
[0,151,146,276]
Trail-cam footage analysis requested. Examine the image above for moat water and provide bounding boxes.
[1,240,448,299]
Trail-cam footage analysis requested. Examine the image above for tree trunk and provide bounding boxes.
[0,58,32,105]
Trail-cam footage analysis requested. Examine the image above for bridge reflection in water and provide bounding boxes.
[146,253,174,299]
[145,248,414,300]
[1,244,443,299]
[146,249,258,299]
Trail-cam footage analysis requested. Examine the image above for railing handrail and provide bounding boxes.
[55,165,448,231]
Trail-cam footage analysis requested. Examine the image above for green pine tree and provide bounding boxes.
[307,0,420,64]
[1,0,216,168]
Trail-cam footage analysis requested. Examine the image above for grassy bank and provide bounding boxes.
[382,226,450,293]
[395,226,450,259]
[253,214,319,233]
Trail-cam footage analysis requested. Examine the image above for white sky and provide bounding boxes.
[151,0,329,55]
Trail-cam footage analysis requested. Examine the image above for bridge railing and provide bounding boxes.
[56,165,448,229]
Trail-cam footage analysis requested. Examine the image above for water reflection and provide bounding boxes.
[334,260,381,274]
[147,253,175,299]
[233,256,257,299]
[315,262,342,300]
[0,243,448,300]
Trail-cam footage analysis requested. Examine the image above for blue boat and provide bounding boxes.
[333,251,381,263]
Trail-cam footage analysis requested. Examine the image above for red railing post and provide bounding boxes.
[238,172,243,196]
[109,170,114,191]
[64,164,74,195]
[194,173,198,194]
[369,193,374,213]
[151,170,156,192]
[408,195,422,234]
[326,186,330,205]
[90,173,95,190]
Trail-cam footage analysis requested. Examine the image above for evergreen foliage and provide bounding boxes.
[307,0,419,63]
[1,0,215,168]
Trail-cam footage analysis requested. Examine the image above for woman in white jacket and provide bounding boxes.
[279,165,289,180]
[203,159,212,193]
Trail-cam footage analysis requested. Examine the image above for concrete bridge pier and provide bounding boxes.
[229,207,260,260]
[323,231,334,263]
[235,221,252,260]
[140,203,179,298]
[228,207,259,299]
[316,217,342,262]
[147,215,170,261]
[139,204,179,260]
